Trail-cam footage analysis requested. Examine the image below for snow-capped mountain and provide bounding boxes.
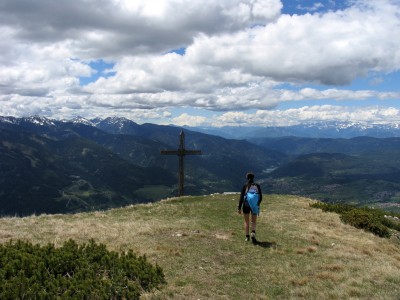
[94,116,141,135]
[70,116,94,126]
[0,116,59,131]
[188,121,400,139]
[1,116,400,138]
[0,115,55,126]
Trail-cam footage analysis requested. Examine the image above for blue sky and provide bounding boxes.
[0,0,399,127]
[79,60,116,86]
[281,0,350,14]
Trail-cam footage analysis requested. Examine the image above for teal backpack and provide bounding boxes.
[245,183,260,215]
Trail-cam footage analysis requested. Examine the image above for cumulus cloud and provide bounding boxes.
[0,0,281,58]
[171,113,208,126]
[0,0,399,126]
[81,0,400,111]
[209,106,400,127]
[188,1,400,85]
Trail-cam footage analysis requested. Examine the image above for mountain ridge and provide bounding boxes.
[1,115,400,215]
[186,121,400,139]
[3,115,400,139]
[0,116,283,215]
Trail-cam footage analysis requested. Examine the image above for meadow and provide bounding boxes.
[1,194,399,299]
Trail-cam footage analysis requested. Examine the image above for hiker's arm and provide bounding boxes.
[238,185,245,211]
[257,184,262,205]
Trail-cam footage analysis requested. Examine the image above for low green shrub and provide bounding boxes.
[0,239,165,299]
[340,209,391,238]
[382,217,400,232]
[310,202,395,238]
[310,202,354,214]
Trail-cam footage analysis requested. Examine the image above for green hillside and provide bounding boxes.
[266,152,400,213]
[1,194,399,299]
[0,129,175,215]
[0,121,284,215]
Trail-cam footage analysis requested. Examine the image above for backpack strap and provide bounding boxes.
[245,183,250,194]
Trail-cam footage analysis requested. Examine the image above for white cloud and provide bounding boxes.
[209,106,400,127]
[77,0,400,114]
[0,0,399,126]
[0,0,282,58]
[171,113,207,126]
[296,2,324,12]
[188,1,400,85]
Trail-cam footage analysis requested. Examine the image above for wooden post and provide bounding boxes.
[160,130,202,196]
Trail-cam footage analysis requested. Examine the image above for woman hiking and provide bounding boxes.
[238,172,262,244]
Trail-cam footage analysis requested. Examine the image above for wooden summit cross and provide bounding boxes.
[161,130,202,197]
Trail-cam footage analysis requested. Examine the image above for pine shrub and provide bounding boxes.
[382,217,400,232]
[310,202,394,238]
[0,239,165,299]
[340,209,391,238]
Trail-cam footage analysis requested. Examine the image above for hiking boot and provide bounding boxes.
[251,232,257,244]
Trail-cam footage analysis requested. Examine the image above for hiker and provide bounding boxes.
[238,172,262,243]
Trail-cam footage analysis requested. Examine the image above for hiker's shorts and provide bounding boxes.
[242,201,257,215]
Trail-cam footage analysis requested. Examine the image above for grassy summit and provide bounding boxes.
[1,194,399,299]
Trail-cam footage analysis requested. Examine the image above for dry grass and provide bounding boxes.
[1,194,399,299]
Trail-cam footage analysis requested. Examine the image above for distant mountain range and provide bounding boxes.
[187,121,400,139]
[1,116,400,215]
[0,116,282,215]
[252,135,400,213]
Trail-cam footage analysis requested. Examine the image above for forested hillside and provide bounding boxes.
[0,116,283,215]
[1,116,400,215]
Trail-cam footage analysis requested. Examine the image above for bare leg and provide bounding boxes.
[251,215,258,243]
[243,213,250,236]
[251,215,257,232]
